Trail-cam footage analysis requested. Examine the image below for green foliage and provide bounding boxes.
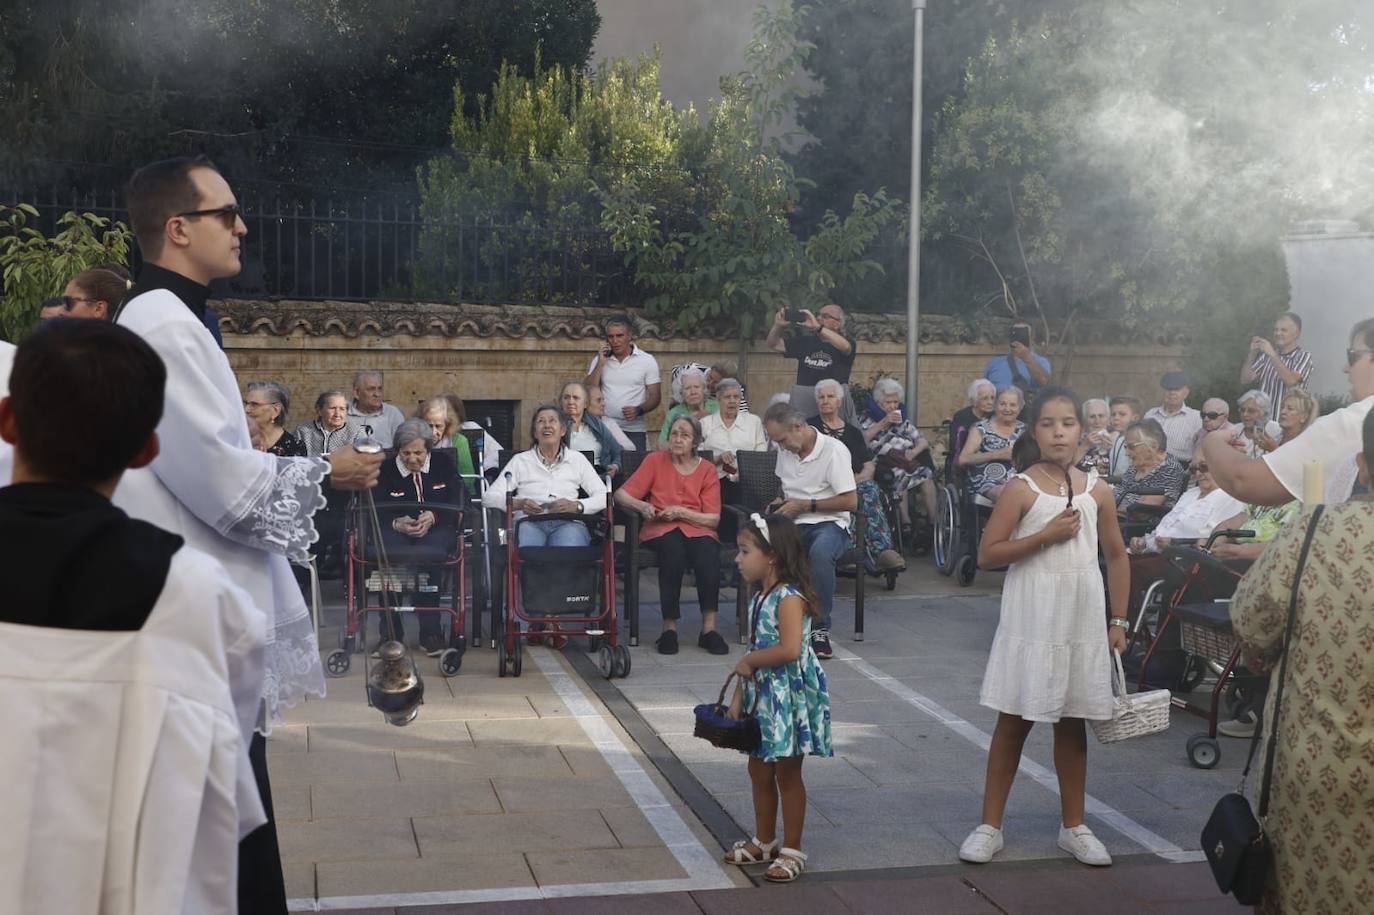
[0,0,600,190]
[0,205,132,340]
[595,2,904,351]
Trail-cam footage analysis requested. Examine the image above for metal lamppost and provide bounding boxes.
[906,0,926,424]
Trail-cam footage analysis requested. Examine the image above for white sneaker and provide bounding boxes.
[1058,824,1112,866]
[958,824,1004,863]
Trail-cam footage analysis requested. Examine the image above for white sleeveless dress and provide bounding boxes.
[978,470,1114,722]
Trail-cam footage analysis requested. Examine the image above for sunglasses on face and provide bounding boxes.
[1347,348,1374,367]
[1201,411,1226,421]
[176,203,243,229]
[1191,463,1210,474]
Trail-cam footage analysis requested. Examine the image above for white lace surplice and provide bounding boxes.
[115,289,327,725]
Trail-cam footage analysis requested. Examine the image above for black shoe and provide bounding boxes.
[810,630,833,660]
[656,630,679,655]
[419,633,448,657]
[698,630,729,655]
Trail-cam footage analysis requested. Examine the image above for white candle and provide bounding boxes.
[1302,462,1324,505]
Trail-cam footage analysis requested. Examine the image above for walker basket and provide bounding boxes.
[1092,650,1172,744]
[517,546,601,615]
[693,673,760,754]
[1174,601,1237,666]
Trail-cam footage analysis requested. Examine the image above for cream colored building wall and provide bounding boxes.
[219,301,1183,453]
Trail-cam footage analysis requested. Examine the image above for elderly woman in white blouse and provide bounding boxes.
[699,378,766,502]
[1128,445,1245,554]
[1236,389,1283,458]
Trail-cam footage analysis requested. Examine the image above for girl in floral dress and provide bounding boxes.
[722,513,832,882]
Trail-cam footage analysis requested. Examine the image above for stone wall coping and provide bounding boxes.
[214,299,1191,347]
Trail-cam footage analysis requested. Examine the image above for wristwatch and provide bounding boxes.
[809,498,817,513]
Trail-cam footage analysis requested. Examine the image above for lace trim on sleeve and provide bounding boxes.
[257,607,326,733]
[216,456,329,563]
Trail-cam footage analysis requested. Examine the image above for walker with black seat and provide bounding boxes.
[497,482,627,679]
[327,496,468,679]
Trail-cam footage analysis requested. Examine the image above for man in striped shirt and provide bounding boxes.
[1144,371,1202,464]
[1239,312,1313,422]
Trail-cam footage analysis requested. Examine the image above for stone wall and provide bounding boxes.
[218,300,1188,452]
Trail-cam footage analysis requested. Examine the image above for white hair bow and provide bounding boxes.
[750,512,771,543]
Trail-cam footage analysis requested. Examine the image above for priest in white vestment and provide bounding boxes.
[113,157,383,913]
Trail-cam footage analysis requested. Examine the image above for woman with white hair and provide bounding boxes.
[957,385,1026,502]
[1075,398,1112,474]
[860,377,937,538]
[657,369,718,447]
[1237,389,1283,458]
[700,378,766,501]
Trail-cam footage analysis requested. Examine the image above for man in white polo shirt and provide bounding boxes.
[763,402,858,660]
[584,314,661,450]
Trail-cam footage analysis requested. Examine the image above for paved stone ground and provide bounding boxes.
[274,554,1243,909]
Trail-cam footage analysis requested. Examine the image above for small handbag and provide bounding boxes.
[693,672,760,753]
[1201,504,1324,905]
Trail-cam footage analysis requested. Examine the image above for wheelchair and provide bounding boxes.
[932,423,1000,586]
[327,500,468,679]
[497,487,626,679]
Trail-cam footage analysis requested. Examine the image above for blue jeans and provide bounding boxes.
[518,518,591,547]
[799,521,847,632]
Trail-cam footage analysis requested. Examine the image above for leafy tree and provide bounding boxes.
[597,2,904,370]
[0,0,600,191]
[0,204,132,339]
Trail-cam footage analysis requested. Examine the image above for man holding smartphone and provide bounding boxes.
[584,314,661,451]
[765,302,858,420]
[983,320,1051,398]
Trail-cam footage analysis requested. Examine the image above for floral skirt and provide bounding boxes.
[854,480,894,571]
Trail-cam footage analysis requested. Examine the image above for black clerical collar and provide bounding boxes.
[125,263,212,320]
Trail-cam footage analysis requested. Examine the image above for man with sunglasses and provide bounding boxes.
[113,155,384,915]
[1190,397,1237,453]
[766,301,859,421]
[1206,317,1374,506]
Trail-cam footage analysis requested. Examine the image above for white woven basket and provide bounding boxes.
[1091,650,1171,744]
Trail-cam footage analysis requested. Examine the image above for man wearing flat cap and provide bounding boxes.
[1144,371,1202,464]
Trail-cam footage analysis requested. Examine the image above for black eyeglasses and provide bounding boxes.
[1347,348,1374,367]
[1200,411,1226,421]
[41,295,98,311]
[176,203,243,229]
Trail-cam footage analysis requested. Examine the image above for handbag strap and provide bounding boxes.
[1240,503,1323,813]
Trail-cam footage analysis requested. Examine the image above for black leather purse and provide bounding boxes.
[1201,504,1323,904]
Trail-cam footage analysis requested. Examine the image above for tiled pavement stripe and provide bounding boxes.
[287,647,733,911]
[830,645,1207,864]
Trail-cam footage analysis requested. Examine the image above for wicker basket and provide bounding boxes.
[1179,620,1236,664]
[1092,650,1172,744]
[693,673,761,753]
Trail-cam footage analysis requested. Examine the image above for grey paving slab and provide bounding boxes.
[274,782,313,822]
[268,747,400,786]
[412,809,621,856]
[311,776,502,819]
[799,821,962,870]
[307,719,477,753]
[278,816,418,864]
[394,744,575,780]
[467,716,598,747]
[493,774,648,813]
[525,846,688,885]
[315,853,536,896]
[828,874,1000,914]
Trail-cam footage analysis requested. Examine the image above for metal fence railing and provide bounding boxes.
[0,186,639,305]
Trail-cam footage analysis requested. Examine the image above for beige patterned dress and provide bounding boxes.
[1229,498,1374,915]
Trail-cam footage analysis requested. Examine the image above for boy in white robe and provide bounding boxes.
[0,319,266,914]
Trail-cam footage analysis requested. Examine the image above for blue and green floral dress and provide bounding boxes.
[742,583,833,762]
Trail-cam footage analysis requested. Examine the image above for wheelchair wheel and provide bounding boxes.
[598,643,616,679]
[497,639,508,678]
[956,553,977,587]
[324,648,351,678]
[511,638,523,677]
[612,640,632,675]
[884,570,899,591]
[934,484,958,575]
[439,648,462,677]
[1186,733,1220,769]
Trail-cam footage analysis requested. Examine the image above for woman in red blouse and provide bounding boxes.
[615,414,726,655]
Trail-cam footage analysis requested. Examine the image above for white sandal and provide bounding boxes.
[723,836,778,866]
[764,848,807,882]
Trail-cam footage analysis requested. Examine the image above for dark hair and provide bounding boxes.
[528,404,569,443]
[1124,418,1168,453]
[737,515,822,620]
[604,314,634,335]
[9,319,165,485]
[1108,394,1144,417]
[1363,404,1374,464]
[763,401,807,429]
[314,389,347,411]
[1350,317,1374,352]
[68,266,132,318]
[125,155,220,257]
[666,412,704,447]
[1013,386,1083,473]
[1278,311,1303,332]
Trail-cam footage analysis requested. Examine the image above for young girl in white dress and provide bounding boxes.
[958,387,1131,867]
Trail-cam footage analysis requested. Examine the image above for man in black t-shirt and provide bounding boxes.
[765,302,858,421]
